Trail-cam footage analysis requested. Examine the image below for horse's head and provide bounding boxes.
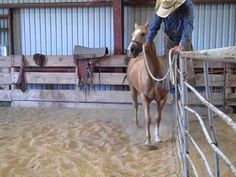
[127,21,149,58]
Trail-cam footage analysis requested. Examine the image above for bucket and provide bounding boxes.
[0,46,7,56]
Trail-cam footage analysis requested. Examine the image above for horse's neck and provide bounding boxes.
[145,49,162,76]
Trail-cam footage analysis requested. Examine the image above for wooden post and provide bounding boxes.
[113,0,124,55]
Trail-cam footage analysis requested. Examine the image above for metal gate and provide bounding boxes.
[176,46,236,177]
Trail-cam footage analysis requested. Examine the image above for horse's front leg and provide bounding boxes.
[129,85,139,127]
[155,95,167,144]
[140,94,151,145]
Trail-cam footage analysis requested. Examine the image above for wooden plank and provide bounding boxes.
[0,85,10,90]
[226,102,236,106]
[181,46,236,62]
[195,74,224,87]
[0,68,10,73]
[12,55,75,67]
[12,72,128,85]
[0,90,11,101]
[226,74,236,87]
[188,92,224,105]
[97,55,126,67]
[0,73,11,85]
[12,90,223,107]
[193,61,236,69]
[85,91,174,104]
[11,101,134,109]
[85,90,131,103]
[12,89,173,105]
[93,73,128,85]
[12,89,131,103]
[11,89,132,104]
[194,74,236,87]
[0,56,12,67]
[12,72,77,84]
[12,89,85,102]
[12,55,127,67]
[226,93,236,105]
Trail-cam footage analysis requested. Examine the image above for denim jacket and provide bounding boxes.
[146,0,194,46]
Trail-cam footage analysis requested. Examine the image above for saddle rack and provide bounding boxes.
[73,45,108,86]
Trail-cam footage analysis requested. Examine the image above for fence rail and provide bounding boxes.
[1,54,235,107]
[177,46,236,177]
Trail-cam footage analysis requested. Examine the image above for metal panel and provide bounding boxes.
[11,4,236,55]
[16,6,113,55]
[0,7,8,49]
[124,4,236,54]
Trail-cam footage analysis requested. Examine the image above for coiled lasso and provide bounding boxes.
[142,45,177,85]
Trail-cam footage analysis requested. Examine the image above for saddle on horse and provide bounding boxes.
[73,45,108,86]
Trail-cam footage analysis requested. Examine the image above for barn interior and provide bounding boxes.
[0,1,236,177]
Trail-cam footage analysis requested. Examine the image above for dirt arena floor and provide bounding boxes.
[0,105,181,177]
[0,105,235,177]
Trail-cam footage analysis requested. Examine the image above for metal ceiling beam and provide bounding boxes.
[113,0,124,55]
[0,0,235,8]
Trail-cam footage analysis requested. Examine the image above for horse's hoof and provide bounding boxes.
[154,139,162,144]
[144,140,151,145]
[142,144,158,151]
[133,123,140,128]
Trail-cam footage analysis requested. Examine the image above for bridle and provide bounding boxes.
[130,40,143,55]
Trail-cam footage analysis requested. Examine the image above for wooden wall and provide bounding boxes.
[0,54,235,108]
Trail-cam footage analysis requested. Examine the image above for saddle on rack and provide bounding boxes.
[73,45,108,86]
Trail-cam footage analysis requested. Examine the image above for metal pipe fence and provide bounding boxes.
[176,46,236,177]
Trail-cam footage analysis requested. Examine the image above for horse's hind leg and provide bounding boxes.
[140,94,151,145]
[155,96,167,144]
[130,86,139,127]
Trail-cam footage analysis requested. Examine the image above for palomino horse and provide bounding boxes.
[127,22,168,145]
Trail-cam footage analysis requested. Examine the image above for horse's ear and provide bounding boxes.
[134,22,139,29]
[144,21,149,28]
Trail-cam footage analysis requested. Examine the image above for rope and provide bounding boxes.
[142,45,176,85]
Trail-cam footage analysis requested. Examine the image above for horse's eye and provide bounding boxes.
[141,33,146,37]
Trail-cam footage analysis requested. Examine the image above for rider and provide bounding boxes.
[144,0,195,89]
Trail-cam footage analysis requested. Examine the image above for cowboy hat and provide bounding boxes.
[155,0,186,18]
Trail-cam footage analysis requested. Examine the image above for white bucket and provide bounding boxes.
[0,46,7,56]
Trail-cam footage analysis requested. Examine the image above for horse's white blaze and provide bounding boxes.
[154,124,160,143]
[133,28,142,38]
[127,42,133,52]
[127,28,142,54]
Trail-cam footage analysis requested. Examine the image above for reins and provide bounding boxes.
[142,45,177,85]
